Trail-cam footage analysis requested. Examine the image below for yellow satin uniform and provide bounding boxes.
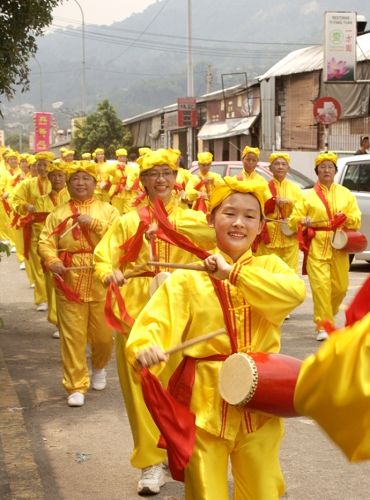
[33,188,70,325]
[11,176,52,304]
[107,162,139,214]
[185,171,223,211]
[93,200,216,469]
[289,183,361,329]
[295,312,370,462]
[126,250,306,499]
[259,178,303,272]
[38,198,119,394]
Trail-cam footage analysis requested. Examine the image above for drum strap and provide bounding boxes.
[314,183,332,219]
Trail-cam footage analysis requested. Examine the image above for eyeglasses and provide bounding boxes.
[142,169,175,179]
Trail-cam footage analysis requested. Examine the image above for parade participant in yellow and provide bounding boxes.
[94,148,216,495]
[289,152,361,341]
[11,152,53,310]
[258,153,303,272]
[38,161,119,407]
[0,151,22,257]
[172,148,196,208]
[236,146,268,184]
[60,149,75,164]
[33,161,70,338]
[185,152,223,213]
[126,176,306,500]
[107,148,139,214]
[93,147,111,202]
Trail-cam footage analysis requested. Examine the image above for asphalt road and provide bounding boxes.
[0,253,369,500]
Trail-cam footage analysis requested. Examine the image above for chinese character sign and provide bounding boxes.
[323,11,357,83]
[34,112,52,152]
[177,97,197,128]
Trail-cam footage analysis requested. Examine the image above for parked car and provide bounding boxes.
[190,160,314,190]
[335,155,370,263]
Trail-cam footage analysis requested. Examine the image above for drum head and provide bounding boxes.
[149,271,171,296]
[219,353,258,406]
[331,230,348,249]
[281,220,296,236]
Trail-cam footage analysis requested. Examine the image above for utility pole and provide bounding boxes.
[206,65,213,94]
[186,0,194,167]
[73,0,86,115]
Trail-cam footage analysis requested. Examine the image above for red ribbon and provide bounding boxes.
[53,274,82,303]
[19,212,49,259]
[104,282,134,331]
[192,196,208,213]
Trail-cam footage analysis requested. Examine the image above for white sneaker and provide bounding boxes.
[137,464,165,496]
[10,246,16,253]
[67,392,85,407]
[36,302,48,312]
[30,283,35,288]
[285,313,291,320]
[91,368,107,390]
[19,262,26,270]
[316,330,329,341]
[52,330,60,339]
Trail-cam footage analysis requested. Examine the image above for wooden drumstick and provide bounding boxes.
[147,260,206,272]
[60,222,79,239]
[165,328,226,355]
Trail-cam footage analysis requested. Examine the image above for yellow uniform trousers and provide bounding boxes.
[306,251,349,329]
[185,419,285,500]
[116,333,167,469]
[45,272,58,326]
[28,239,47,305]
[57,295,113,394]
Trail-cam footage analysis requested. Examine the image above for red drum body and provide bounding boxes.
[331,230,368,253]
[218,352,302,417]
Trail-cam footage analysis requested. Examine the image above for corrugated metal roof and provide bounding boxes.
[197,116,258,140]
[259,32,370,80]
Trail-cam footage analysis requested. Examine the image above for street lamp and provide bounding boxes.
[73,0,86,115]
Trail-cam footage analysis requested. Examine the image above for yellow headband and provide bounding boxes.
[62,149,75,158]
[47,159,66,174]
[197,152,213,164]
[269,152,291,165]
[209,176,266,212]
[5,150,20,160]
[241,146,260,159]
[35,151,55,163]
[116,148,128,157]
[138,147,152,157]
[137,148,179,174]
[315,152,338,167]
[81,152,92,160]
[65,161,98,181]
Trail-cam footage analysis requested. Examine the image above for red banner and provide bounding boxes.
[33,112,52,152]
[177,97,197,128]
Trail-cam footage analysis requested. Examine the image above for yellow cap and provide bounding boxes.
[4,150,20,160]
[138,147,152,157]
[62,149,75,158]
[269,152,291,164]
[81,152,92,160]
[197,152,213,164]
[137,148,179,174]
[65,161,98,181]
[315,152,338,167]
[47,159,66,174]
[115,148,128,157]
[35,151,55,163]
[241,146,260,159]
[209,176,266,212]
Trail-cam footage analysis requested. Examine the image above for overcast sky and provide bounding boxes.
[52,0,157,27]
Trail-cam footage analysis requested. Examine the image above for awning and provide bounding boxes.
[197,116,258,141]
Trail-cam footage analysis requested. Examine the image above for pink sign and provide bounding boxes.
[34,112,52,152]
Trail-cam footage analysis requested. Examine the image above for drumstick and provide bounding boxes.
[165,328,226,355]
[65,265,94,271]
[60,222,79,238]
[147,260,206,272]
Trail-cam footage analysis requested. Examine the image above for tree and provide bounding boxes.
[0,1,62,101]
[72,100,133,159]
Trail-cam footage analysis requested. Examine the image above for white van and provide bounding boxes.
[335,154,370,263]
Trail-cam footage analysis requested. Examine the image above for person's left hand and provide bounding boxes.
[204,254,232,280]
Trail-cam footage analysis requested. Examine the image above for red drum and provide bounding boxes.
[218,352,302,417]
[331,230,368,253]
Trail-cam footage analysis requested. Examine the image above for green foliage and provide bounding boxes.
[72,100,133,159]
[0,0,62,100]
[0,241,10,261]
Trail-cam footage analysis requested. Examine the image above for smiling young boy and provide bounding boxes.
[126,176,306,499]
